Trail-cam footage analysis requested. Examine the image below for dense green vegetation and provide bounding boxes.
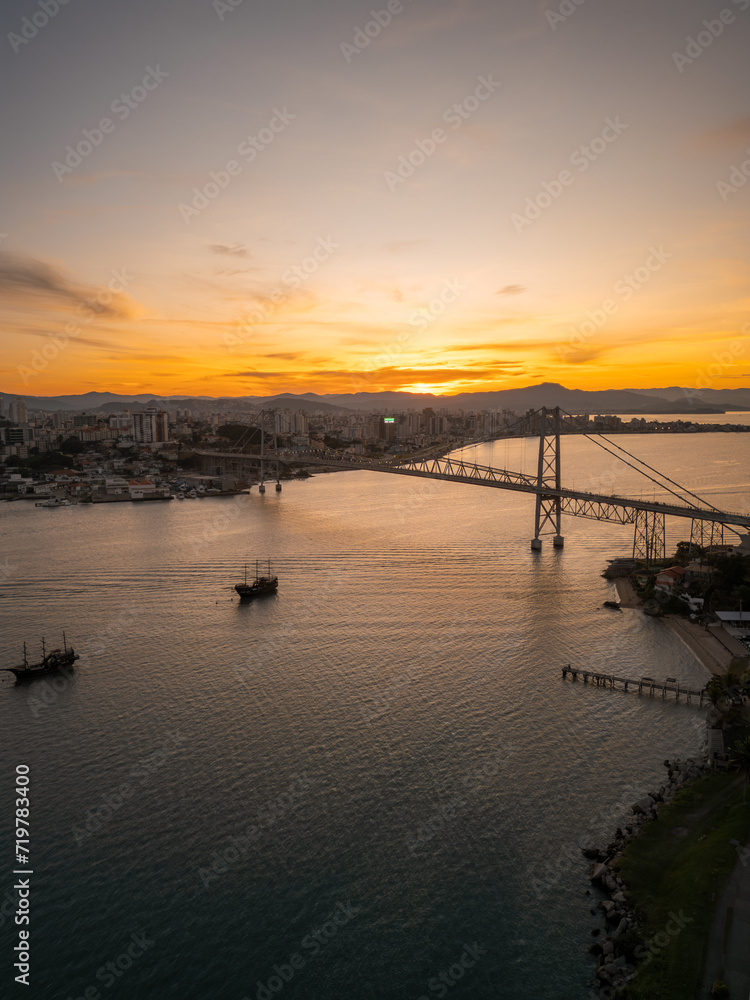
[617,770,750,999]
[631,540,750,614]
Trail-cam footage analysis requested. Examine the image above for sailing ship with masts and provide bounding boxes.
[4,633,79,680]
[235,561,278,600]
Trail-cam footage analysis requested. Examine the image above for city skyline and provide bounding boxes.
[1,0,749,399]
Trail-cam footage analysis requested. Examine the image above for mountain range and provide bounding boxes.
[2,383,750,415]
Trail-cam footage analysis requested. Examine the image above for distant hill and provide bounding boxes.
[261,394,354,415]
[279,383,732,414]
[1,382,747,414]
[623,386,750,409]
[0,391,210,412]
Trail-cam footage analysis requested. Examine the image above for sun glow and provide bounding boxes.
[400,381,471,395]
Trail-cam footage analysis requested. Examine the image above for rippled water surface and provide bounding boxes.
[0,433,747,999]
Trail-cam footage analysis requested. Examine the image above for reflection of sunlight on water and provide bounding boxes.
[0,430,743,1000]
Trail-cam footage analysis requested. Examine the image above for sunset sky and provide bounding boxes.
[1,0,749,399]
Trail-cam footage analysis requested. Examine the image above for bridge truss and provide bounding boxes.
[197,406,749,562]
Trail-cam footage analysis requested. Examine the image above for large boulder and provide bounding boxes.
[631,796,655,814]
[612,917,629,938]
[590,862,609,883]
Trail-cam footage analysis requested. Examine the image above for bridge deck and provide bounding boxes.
[197,449,750,527]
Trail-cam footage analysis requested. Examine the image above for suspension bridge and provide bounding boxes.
[196,406,750,561]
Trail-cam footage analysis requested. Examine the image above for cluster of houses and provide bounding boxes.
[0,456,237,504]
[626,541,750,657]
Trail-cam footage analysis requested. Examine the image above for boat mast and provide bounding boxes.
[63,630,67,652]
[259,410,265,491]
[23,642,28,668]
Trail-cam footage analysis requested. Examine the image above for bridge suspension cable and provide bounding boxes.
[558,410,740,539]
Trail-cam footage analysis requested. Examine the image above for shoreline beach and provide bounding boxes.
[614,579,732,677]
[664,616,732,677]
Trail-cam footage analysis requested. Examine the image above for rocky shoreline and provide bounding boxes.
[583,754,710,994]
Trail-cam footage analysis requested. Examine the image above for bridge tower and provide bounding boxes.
[690,517,724,553]
[632,509,666,564]
[531,406,564,551]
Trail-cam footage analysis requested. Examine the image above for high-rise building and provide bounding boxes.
[8,399,27,424]
[378,416,396,442]
[132,410,169,444]
[109,411,134,431]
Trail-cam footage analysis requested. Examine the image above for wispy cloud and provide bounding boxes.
[63,169,147,187]
[0,252,139,319]
[383,240,433,253]
[209,243,250,257]
[695,118,750,151]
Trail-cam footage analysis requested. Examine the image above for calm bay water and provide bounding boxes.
[1,432,748,1000]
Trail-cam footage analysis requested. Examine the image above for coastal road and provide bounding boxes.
[701,783,750,999]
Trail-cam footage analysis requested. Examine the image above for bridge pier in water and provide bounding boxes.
[530,534,565,551]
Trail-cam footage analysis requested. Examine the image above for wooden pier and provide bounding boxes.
[561,665,705,706]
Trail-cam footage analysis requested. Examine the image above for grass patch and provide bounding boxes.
[615,771,750,1000]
